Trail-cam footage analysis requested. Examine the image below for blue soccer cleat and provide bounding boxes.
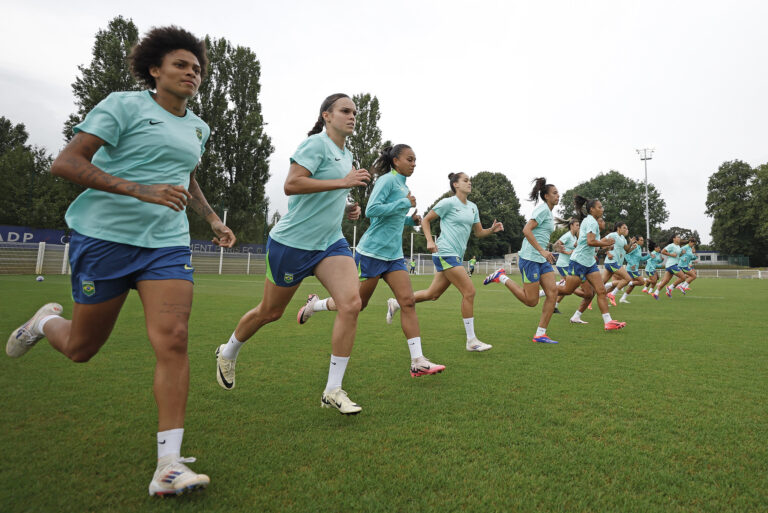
[483,268,506,285]
[532,334,558,344]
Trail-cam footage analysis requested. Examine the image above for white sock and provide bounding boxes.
[572,310,582,321]
[555,301,559,308]
[222,332,244,360]
[538,289,546,297]
[313,298,330,312]
[605,282,614,292]
[325,355,349,392]
[621,293,628,301]
[535,327,546,337]
[499,275,509,285]
[642,287,647,292]
[407,337,424,360]
[37,314,61,336]
[463,318,476,341]
[602,313,612,323]
[157,428,183,460]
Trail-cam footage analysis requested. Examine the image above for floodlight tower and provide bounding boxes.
[636,148,654,248]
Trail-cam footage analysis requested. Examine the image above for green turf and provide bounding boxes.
[1,274,766,512]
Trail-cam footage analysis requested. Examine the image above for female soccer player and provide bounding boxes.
[677,239,698,291]
[296,144,445,378]
[655,234,688,297]
[642,240,664,299]
[618,235,650,303]
[483,178,560,343]
[601,222,635,305]
[6,27,233,496]
[551,218,580,313]
[555,196,626,330]
[389,172,503,351]
[214,93,371,415]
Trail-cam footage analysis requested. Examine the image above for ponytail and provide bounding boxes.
[307,93,350,137]
[574,195,600,222]
[371,144,412,176]
[448,172,466,193]
[528,177,554,203]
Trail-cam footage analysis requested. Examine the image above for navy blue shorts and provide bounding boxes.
[604,262,621,273]
[432,255,462,272]
[69,231,193,304]
[666,264,681,274]
[679,266,691,272]
[556,263,574,277]
[627,270,641,279]
[645,269,657,278]
[266,236,352,287]
[571,261,600,282]
[518,257,554,284]
[355,253,408,280]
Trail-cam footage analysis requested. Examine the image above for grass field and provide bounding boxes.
[1,274,767,513]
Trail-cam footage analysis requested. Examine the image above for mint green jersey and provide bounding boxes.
[555,231,577,267]
[663,243,682,267]
[269,133,353,251]
[518,202,555,263]
[571,215,600,266]
[625,246,651,272]
[679,245,696,267]
[357,170,414,261]
[432,196,480,258]
[65,91,209,248]
[604,232,628,265]
[644,250,664,272]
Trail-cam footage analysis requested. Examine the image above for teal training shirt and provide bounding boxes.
[66,91,210,248]
[571,215,600,266]
[625,246,651,272]
[357,170,414,261]
[644,250,664,272]
[604,233,628,265]
[555,231,577,267]
[679,245,695,267]
[432,196,480,258]
[518,202,555,263]
[664,243,682,267]
[269,132,353,251]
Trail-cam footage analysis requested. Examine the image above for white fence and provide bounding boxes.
[2,242,766,278]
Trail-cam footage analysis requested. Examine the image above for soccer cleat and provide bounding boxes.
[410,357,446,377]
[466,337,492,351]
[653,291,659,300]
[533,334,558,344]
[606,293,617,307]
[6,303,62,358]
[679,287,687,295]
[149,455,209,497]
[553,307,561,314]
[619,297,630,304]
[385,298,400,325]
[570,317,589,324]
[297,294,320,324]
[215,345,236,390]
[665,287,672,298]
[483,268,506,285]
[321,387,362,415]
[604,320,627,331]
[587,302,593,310]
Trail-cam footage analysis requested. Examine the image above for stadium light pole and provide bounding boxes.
[636,148,654,249]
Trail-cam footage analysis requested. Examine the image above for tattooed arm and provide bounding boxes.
[50,132,191,211]
[188,171,236,248]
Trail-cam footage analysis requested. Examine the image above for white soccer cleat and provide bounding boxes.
[321,387,362,415]
[410,357,446,377]
[466,337,492,352]
[149,455,210,496]
[570,317,589,324]
[297,294,320,325]
[619,297,630,304]
[215,344,236,391]
[386,298,400,325]
[6,303,62,358]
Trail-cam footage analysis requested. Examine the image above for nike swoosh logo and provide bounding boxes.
[184,264,194,270]
[149,120,163,125]
[158,440,166,444]
[218,366,233,389]
[335,158,341,161]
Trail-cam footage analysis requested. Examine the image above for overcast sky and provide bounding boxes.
[3,0,768,244]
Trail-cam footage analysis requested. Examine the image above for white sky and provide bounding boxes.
[3,0,768,244]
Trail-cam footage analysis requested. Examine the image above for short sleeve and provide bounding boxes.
[532,205,549,225]
[73,92,126,147]
[587,219,599,235]
[199,124,210,155]
[432,198,452,218]
[290,136,325,175]
[473,203,480,224]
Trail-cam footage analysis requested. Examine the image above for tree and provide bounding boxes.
[705,160,768,266]
[651,226,701,246]
[342,93,386,244]
[421,172,525,259]
[187,37,274,244]
[559,170,668,237]
[63,16,140,141]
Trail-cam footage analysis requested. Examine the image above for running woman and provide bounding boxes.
[618,235,650,303]
[655,234,688,297]
[601,222,635,305]
[677,239,698,291]
[296,144,445,378]
[556,196,626,330]
[389,172,503,351]
[552,218,580,313]
[483,178,560,344]
[214,93,371,415]
[642,240,664,299]
[6,27,233,496]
